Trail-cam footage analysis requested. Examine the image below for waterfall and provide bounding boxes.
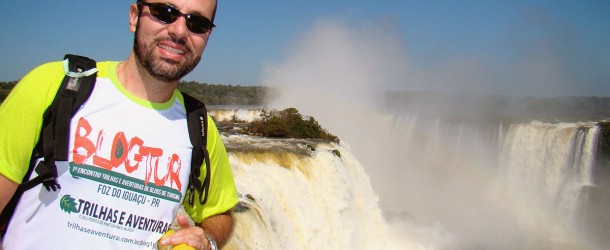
[212,109,606,249]
[498,122,601,248]
[500,122,599,217]
[209,108,263,122]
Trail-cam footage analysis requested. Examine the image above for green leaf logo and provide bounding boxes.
[60,194,79,214]
[115,139,124,158]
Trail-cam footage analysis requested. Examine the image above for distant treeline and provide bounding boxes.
[385,91,610,122]
[0,81,17,103]
[0,80,270,106]
[178,81,271,105]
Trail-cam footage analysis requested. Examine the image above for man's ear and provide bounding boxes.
[129,4,139,33]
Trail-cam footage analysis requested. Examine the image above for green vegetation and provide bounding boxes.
[332,149,341,158]
[0,81,17,103]
[244,108,339,143]
[178,81,270,105]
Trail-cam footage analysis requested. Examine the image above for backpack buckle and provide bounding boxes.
[41,177,61,192]
[34,161,61,192]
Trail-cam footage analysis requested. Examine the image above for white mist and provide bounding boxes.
[260,17,603,249]
[262,18,461,249]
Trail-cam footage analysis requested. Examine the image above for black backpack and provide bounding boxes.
[0,54,211,234]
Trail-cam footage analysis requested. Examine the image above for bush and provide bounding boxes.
[245,108,339,142]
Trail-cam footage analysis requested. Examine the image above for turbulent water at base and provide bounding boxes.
[211,109,607,250]
[221,136,395,249]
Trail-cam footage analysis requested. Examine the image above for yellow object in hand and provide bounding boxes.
[158,228,195,250]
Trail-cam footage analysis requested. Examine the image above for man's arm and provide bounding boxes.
[201,210,233,248]
[0,174,17,213]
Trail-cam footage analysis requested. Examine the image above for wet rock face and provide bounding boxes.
[223,134,328,156]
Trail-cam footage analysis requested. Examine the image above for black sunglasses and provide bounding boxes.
[137,1,215,34]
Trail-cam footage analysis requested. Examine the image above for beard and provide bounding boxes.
[133,28,201,83]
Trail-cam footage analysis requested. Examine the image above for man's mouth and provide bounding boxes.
[159,44,186,56]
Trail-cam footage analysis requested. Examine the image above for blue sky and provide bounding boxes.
[1,1,609,96]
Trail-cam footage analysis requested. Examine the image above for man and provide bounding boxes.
[0,0,238,249]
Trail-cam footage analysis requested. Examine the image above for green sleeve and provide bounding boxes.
[0,62,65,183]
[183,115,239,223]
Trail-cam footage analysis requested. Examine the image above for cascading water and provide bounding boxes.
[360,115,605,249]
[498,122,602,249]
[209,109,262,122]
[220,135,403,249]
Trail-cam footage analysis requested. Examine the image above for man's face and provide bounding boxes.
[129,0,216,82]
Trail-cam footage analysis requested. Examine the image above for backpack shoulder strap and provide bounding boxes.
[181,92,211,205]
[0,54,98,235]
[20,54,98,192]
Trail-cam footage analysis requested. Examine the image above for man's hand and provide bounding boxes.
[159,214,211,250]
